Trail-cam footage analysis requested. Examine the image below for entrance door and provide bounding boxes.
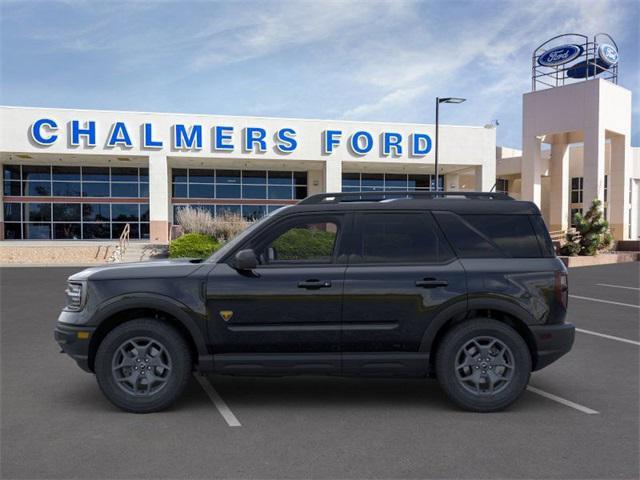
[206,213,348,374]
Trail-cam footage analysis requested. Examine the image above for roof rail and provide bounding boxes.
[298,191,513,205]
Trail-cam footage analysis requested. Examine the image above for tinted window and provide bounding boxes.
[530,215,555,257]
[461,215,542,258]
[433,211,501,258]
[259,218,340,264]
[355,212,454,264]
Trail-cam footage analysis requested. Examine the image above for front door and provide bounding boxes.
[206,213,348,373]
[341,211,466,375]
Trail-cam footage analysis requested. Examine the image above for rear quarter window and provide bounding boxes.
[434,211,544,258]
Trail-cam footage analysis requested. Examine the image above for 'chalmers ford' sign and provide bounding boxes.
[29,118,433,157]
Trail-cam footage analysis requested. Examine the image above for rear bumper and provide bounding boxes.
[54,322,95,373]
[530,322,575,371]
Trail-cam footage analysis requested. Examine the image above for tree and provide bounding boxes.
[560,199,614,256]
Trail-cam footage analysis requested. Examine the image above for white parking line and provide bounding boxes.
[195,374,242,427]
[576,327,640,346]
[595,283,640,291]
[526,386,599,415]
[569,294,640,309]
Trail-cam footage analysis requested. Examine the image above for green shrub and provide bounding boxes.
[560,199,614,256]
[169,233,220,259]
[272,228,336,260]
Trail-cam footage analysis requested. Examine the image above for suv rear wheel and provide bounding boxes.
[95,319,192,413]
[435,318,531,412]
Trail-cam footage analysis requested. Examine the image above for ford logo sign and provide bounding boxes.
[538,44,583,67]
[598,44,618,67]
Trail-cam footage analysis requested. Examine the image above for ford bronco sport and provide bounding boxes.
[55,191,574,413]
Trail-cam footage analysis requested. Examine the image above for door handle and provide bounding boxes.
[415,278,448,288]
[298,279,332,289]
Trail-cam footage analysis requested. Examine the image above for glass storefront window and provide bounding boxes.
[188,184,215,199]
[52,166,80,181]
[25,203,51,222]
[25,181,51,196]
[53,204,81,222]
[82,182,110,197]
[22,165,51,181]
[52,182,81,196]
[2,165,149,240]
[112,204,139,222]
[111,183,139,197]
[54,223,81,239]
[343,173,444,192]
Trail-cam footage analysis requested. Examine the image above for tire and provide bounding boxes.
[95,319,192,413]
[435,318,531,412]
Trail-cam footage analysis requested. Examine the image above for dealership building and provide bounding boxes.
[0,34,638,245]
[0,107,496,243]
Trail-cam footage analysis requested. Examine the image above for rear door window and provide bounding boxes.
[352,212,454,264]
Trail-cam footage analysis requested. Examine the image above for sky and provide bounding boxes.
[1,0,638,148]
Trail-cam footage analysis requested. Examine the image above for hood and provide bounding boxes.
[69,258,208,282]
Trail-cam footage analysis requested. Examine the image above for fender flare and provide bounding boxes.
[418,295,536,353]
[91,293,209,357]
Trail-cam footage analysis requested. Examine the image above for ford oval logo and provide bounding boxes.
[538,44,583,67]
[598,44,618,66]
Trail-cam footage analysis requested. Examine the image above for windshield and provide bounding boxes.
[206,206,292,263]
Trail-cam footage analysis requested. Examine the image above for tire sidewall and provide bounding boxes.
[95,319,191,413]
[436,319,531,412]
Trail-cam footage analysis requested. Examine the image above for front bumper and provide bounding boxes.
[530,322,575,371]
[54,322,95,373]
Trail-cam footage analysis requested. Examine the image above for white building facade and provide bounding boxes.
[0,106,496,243]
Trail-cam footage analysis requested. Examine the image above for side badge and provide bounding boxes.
[219,310,233,322]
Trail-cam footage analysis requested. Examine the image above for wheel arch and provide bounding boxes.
[421,297,539,372]
[87,295,208,372]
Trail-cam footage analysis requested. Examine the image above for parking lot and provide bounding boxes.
[1,262,638,479]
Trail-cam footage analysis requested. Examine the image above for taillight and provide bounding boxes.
[555,271,568,309]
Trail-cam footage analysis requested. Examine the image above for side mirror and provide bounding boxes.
[234,249,258,271]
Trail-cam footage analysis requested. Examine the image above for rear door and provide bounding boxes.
[341,211,466,375]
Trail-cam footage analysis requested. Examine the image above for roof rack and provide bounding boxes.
[299,191,513,205]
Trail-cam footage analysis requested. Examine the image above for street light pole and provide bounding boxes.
[434,96,466,193]
[435,97,440,192]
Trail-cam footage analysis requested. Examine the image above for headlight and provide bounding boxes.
[64,282,86,311]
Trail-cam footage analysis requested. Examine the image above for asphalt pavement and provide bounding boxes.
[1,262,638,479]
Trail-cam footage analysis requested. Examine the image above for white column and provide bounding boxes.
[549,136,570,231]
[582,126,606,209]
[609,134,631,240]
[522,135,543,206]
[148,153,170,244]
[323,159,342,193]
[474,161,495,192]
[445,172,460,191]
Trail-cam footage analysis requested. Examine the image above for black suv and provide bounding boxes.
[55,191,574,413]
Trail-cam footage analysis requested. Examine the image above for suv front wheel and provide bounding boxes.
[435,318,531,412]
[95,319,192,413]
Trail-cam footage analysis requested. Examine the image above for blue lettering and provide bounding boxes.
[143,123,163,148]
[173,124,203,149]
[107,122,133,147]
[383,132,403,156]
[411,133,432,156]
[244,127,267,152]
[214,126,234,150]
[323,130,342,154]
[275,128,297,153]
[30,118,58,145]
[71,120,96,147]
[350,131,373,155]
